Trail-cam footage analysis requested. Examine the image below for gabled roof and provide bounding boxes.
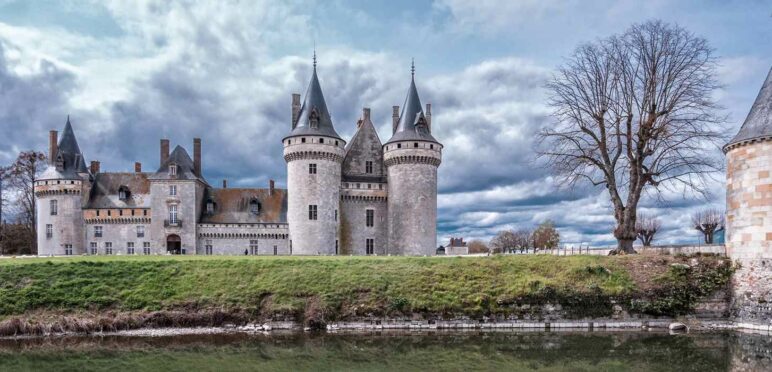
[725,67,772,151]
[385,75,438,145]
[149,145,206,182]
[342,113,386,183]
[200,188,287,224]
[39,116,89,180]
[85,172,151,209]
[284,64,341,140]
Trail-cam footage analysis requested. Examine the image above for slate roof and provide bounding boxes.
[725,67,772,151]
[200,188,288,224]
[39,117,89,180]
[342,115,386,183]
[385,76,438,145]
[284,65,342,140]
[149,145,207,183]
[85,172,151,209]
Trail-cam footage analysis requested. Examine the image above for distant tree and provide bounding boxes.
[692,208,724,244]
[538,20,724,254]
[532,220,560,250]
[635,214,661,247]
[5,151,46,254]
[490,230,517,254]
[0,222,34,255]
[467,239,489,254]
[513,228,533,253]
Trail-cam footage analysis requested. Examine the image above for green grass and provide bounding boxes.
[0,254,731,322]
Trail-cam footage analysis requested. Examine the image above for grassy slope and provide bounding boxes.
[0,254,731,322]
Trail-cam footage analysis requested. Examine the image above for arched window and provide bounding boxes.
[249,199,260,215]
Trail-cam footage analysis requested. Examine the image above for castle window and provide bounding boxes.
[250,199,260,215]
[309,108,320,129]
[119,210,123,216]
[366,239,374,255]
[250,240,258,255]
[137,225,145,238]
[319,138,324,144]
[97,210,100,217]
[90,242,97,255]
[397,144,402,149]
[366,209,374,227]
[335,240,338,255]
[169,185,177,196]
[414,143,418,148]
[206,200,215,214]
[308,205,317,220]
[379,184,383,190]
[301,138,306,143]
[334,209,338,222]
[309,163,317,174]
[367,184,371,189]
[118,186,130,201]
[365,161,373,174]
[46,224,53,239]
[169,164,177,176]
[143,242,151,255]
[105,242,113,255]
[143,210,148,216]
[131,210,135,216]
[356,183,360,189]
[64,244,73,256]
[107,210,112,216]
[273,245,278,255]
[430,144,434,149]
[335,140,339,146]
[127,242,135,255]
[168,204,178,224]
[205,240,213,255]
[94,226,103,238]
[50,200,58,216]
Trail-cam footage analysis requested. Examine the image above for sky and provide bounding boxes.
[0,0,770,247]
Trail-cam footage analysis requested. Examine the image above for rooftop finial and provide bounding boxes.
[313,42,317,70]
[66,114,70,124]
[411,58,415,79]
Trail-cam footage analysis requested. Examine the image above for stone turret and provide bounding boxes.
[35,116,90,256]
[283,57,345,255]
[383,63,442,255]
[724,67,772,324]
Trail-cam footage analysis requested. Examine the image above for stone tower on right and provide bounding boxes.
[724,67,772,323]
[384,63,443,255]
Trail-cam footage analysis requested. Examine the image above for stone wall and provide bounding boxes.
[84,220,151,254]
[384,141,441,255]
[34,179,86,256]
[726,141,772,325]
[196,223,289,255]
[284,139,344,255]
[339,185,387,255]
[149,179,205,254]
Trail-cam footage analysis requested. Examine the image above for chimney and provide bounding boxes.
[291,93,301,128]
[426,103,432,132]
[160,139,170,167]
[222,179,227,189]
[48,130,58,165]
[134,162,142,173]
[269,179,275,196]
[90,160,100,174]
[392,105,400,134]
[193,138,201,176]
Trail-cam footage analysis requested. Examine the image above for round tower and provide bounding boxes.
[35,117,90,256]
[724,67,772,323]
[384,65,442,255]
[283,60,345,255]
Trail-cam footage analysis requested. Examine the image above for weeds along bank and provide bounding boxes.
[0,254,733,335]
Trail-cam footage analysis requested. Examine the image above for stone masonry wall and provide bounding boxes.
[340,186,387,255]
[726,141,772,324]
[35,179,85,256]
[196,223,289,255]
[284,139,344,255]
[384,141,441,255]
[149,180,204,254]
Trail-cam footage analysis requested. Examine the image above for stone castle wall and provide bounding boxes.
[726,141,772,324]
[339,185,388,255]
[149,180,204,254]
[35,179,85,256]
[196,223,289,255]
[384,142,441,255]
[284,139,344,255]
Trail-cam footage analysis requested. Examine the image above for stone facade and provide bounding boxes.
[724,67,772,325]
[35,62,442,257]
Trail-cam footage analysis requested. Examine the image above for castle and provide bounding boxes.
[34,61,442,256]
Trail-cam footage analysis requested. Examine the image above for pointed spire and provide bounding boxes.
[726,66,772,151]
[283,53,342,140]
[384,63,438,145]
[55,116,89,176]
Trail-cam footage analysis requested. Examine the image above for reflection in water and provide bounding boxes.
[0,330,769,371]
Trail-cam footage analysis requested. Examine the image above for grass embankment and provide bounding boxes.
[0,254,732,334]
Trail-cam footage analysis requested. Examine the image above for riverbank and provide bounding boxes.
[0,254,735,336]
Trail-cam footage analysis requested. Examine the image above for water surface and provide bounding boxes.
[0,330,770,371]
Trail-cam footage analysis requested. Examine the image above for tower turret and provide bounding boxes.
[34,116,90,256]
[383,62,442,255]
[283,56,345,255]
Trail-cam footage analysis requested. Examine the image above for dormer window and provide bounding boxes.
[55,155,64,171]
[118,186,130,201]
[309,107,320,129]
[249,199,260,215]
[169,163,177,176]
[206,200,215,215]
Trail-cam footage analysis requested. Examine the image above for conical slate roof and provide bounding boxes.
[385,74,438,145]
[150,145,207,182]
[39,116,89,180]
[284,65,341,140]
[725,67,772,151]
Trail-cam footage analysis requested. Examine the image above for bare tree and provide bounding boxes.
[467,239,489,254]
[513,228,533,253]
[490,230,517,254]
[532,220,560,250]
[5,151,46,254]
[538,20,724,254]
[635,213,661,246]
[692,208,724,244]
